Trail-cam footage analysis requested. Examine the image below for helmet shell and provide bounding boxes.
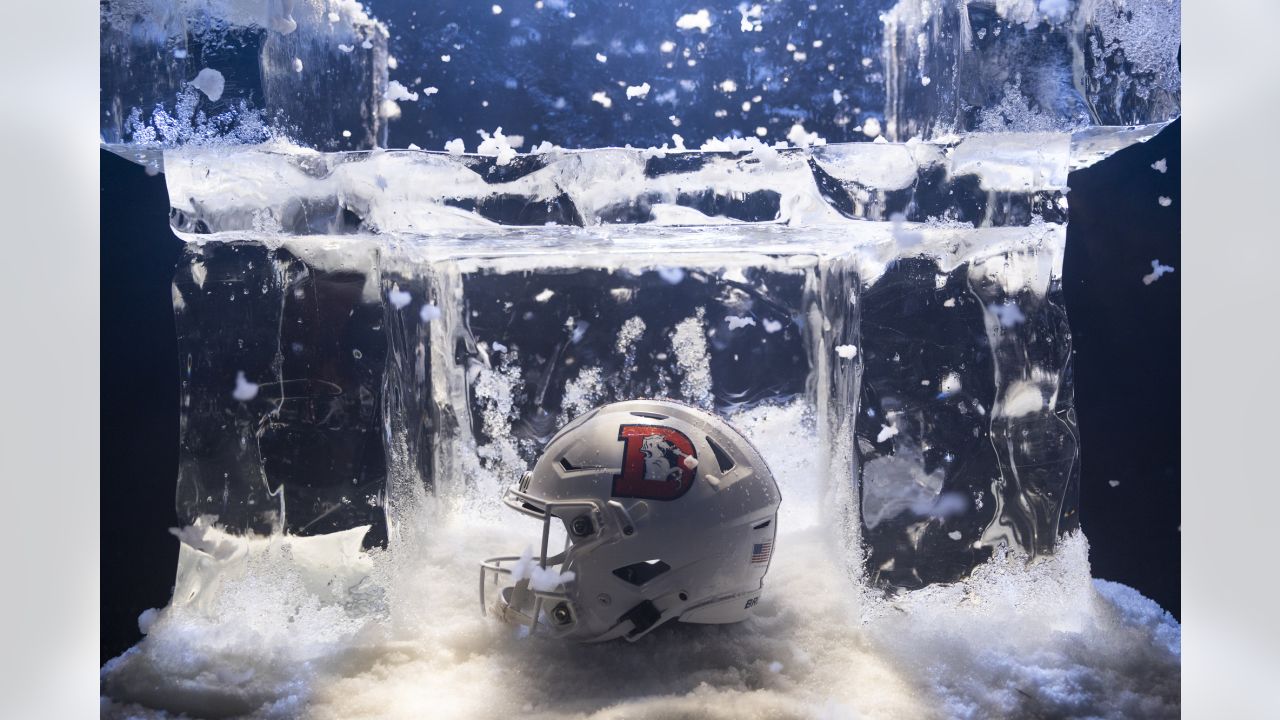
[504,399,781,641]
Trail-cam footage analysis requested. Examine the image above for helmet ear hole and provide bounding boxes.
[705,436,736,473]
[611,559,672,585]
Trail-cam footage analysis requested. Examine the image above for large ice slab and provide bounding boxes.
[883,0,1181,140]
[100,0,390,170]
[166,167,1077,589]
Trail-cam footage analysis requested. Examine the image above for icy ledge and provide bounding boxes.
[162,124,1167,238]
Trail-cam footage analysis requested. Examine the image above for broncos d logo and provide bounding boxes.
[613,424,697,500]
[639,434,686,484]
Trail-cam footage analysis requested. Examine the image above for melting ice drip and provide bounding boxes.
[101,0,1180,716]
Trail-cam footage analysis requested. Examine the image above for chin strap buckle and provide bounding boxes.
[620,599,663,640]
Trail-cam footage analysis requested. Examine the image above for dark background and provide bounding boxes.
[100,120,1180,663]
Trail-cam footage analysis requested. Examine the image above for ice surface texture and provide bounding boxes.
[101,0,390,166]
[883,0,1181,140]
[101,0,1179,159]
[160,127,1107,589]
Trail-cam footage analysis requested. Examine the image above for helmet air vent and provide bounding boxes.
[705,436,736,473]
[629,411,669,420]
[611,559,672,586]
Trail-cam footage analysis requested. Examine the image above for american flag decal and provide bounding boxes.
[751,541,773,564]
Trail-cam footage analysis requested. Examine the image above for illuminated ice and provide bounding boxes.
[100,0,1180,715]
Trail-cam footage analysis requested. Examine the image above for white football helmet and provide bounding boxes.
[479,399,781,642]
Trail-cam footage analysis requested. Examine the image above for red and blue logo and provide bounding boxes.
[613,424,698,501]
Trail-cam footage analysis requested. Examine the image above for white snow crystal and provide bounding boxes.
[948,530,963,541]
[1151,158,1167,173]
[1143,259,1176,285]
[386,80,419,102]
[876,423,898,442]
[419,304,441,322]
[786,123,826,148]
[835,344,858,359]
[423,86,439,96]
[739,3,764,32]
[509,546,535,582]
[861,117,882,139]
[338,44,354,53]
[528,565,576,593]
[762,318,783,333]
[491,341,508,353]
[1109,480,1121,488]
[292,57,303,73]
[1158,196,1172,207]
[726,315,757,330]
[626,83,651,99]
[989,302,1026,327]
[676,9,713,32]
[595,53,608,63]
[476,128,518,165]
[704,474,721,487]
[189,68,225,102]
[832,89,843,104]
[534,288,556,303]
[591,91,613,109]
[660,40,676,53]
[682,455,699,469]
[444,138,466,155]
[137,607,160,635]
[387,286,412,310]
[657,267,686,284]
[232,371,259,401]
[492,4,503,14]
[719,79,738,93]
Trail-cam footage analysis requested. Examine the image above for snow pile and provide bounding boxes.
[101,402,1179,718]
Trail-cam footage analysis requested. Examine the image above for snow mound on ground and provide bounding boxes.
[101,518,1179,719]
[101,400,1177,718]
